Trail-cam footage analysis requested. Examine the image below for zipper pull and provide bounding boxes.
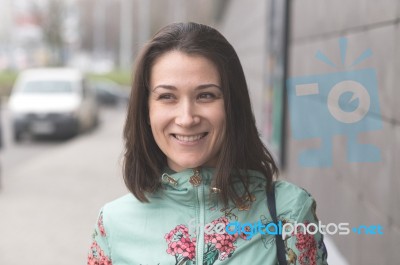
[211,187,221,193]
[189,167,202,187]
[161,173,178,187]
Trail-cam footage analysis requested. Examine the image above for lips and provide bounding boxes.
[172,133,208,142]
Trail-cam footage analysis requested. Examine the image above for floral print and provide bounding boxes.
[165,224,197,263]
[86,178,328,265]
[97,211,106,237]
[87,210,112,265]
[317,236,328,262]
[282,220,327,265]
[87,241,112,265]
[203,217,240,262]
[165,217,248,265]
[294,222,317,265]
[165,192,262,265]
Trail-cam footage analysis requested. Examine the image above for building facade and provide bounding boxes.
[216,0,399,264]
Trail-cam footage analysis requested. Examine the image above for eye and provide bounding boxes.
[197,93,217,101]
[157,93,176,101]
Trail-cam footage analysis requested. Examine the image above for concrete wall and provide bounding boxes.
[217,0,269,130]
[217,0,399,264]
[288,1,399,264]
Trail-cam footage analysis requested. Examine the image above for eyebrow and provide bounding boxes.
[152,83,221,92]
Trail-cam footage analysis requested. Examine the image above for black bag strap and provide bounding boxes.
[266,182,287,265]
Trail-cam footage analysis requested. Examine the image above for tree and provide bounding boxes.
[42,0,65,65]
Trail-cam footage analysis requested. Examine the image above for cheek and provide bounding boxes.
[149,114,164,134]
[149,105,172,139]
[210,110,226,139]
[217,120,226,141]
[213,106,226,130]
[148,101,161,125]
[149,106,161,134]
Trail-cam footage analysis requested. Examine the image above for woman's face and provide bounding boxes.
[149,51,226,172]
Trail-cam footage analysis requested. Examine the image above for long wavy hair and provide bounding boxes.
[123,22,278,206]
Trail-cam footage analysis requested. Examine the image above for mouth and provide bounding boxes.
[172,132,208,143]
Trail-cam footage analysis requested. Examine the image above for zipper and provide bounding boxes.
[190,168,202,186]
[193,168,205,264]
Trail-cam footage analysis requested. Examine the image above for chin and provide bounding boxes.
[170,159,205,171]
[180,161,203,169]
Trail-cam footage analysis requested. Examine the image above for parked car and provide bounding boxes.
[8,68,99,141]
[0,103,2,149]
[91,79,130,106]
[0,102,2,189]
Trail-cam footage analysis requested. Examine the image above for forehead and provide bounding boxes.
[150,51,220,87]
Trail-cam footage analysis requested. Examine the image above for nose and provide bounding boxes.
[175,100,200,127]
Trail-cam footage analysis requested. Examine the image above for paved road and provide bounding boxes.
[0,107,127,265]
[0,104,62,175]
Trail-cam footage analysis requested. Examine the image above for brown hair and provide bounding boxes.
[123,22,278,205]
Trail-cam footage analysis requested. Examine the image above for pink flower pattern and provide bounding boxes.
[165,217,243,265]
[165,224,197,264]
[87,211,112,265]
[97,211,106,237]
[203,217,239,261]
[294,222,317,265]
[87,241,112,265]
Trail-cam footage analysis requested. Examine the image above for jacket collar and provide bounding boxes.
[148,167,266,206]
[160,167,215,190]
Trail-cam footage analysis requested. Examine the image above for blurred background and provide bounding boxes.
[0,0,398,264]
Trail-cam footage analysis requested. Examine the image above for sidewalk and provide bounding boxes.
[325,235,349,265]
[0,108,127,265]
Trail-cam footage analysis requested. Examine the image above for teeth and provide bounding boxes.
[174,133,206,142]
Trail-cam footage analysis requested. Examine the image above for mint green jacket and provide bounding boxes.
[88,168,328,265]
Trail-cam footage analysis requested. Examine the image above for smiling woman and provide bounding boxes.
[149,51,225,172]
[87,22,328,265]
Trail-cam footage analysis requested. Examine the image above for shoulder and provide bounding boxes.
[274,180,316,221]
[274,180,313,201]
[101,193,141,220]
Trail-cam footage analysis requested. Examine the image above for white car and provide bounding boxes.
[9,68,99,141]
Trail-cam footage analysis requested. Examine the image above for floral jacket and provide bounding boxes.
[88,168,328,265]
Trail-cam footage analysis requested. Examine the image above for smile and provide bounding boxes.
[172,133,208,142]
